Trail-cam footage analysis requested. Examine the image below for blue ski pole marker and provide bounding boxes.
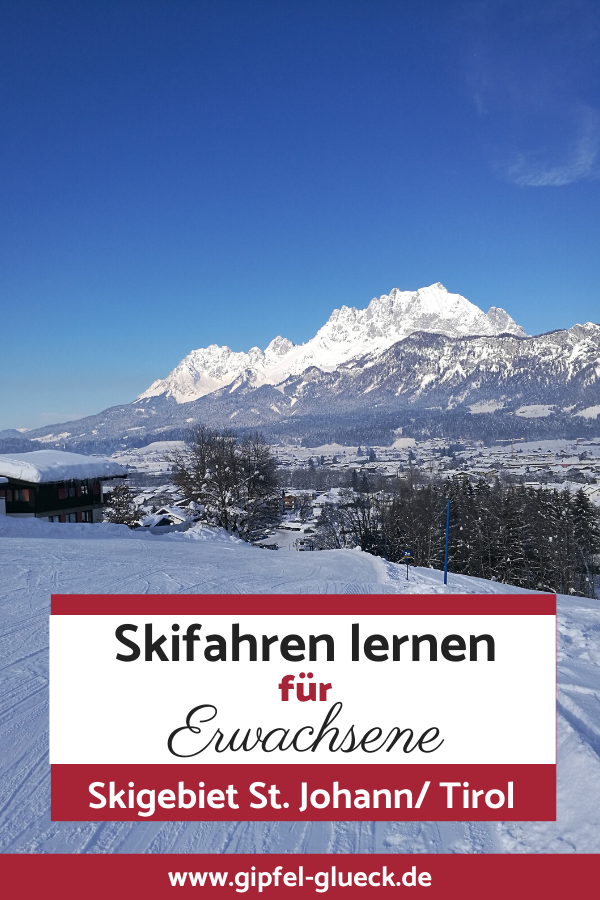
[444,499,450,585]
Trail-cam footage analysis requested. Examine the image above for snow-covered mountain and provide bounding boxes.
[280,322,600,412]
[15,284,599,451]
[138,284,526,404]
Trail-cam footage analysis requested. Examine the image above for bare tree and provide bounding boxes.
[166,427,280,537]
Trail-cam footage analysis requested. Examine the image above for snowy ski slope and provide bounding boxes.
[1,518,600,855]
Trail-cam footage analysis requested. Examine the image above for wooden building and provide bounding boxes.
[0,450,127,523]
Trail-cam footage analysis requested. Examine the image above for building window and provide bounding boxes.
[13,488,24,501]
[82,510,92,522]
[68,486,76,498]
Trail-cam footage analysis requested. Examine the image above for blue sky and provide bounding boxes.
[1,0,599,430]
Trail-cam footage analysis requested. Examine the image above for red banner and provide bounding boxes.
[0,852,597,898]
[50,592,557,615]
[51,763,555,821]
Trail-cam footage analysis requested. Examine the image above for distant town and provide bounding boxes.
[110,435,600,531]
[2,434,598,597]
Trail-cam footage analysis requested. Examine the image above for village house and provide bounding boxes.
[281,489,317,510]
[140,506,190,528]
[0,449,127,522]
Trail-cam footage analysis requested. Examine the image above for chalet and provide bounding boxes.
[0,450,127,523]
[282,490,317,510]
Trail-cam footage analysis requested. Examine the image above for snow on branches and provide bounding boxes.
[165,427,279,538]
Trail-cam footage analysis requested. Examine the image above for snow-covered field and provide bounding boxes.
[1,518,600,855]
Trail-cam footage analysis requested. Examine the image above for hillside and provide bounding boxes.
[0,517,599,854]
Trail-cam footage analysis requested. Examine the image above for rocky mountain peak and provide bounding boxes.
[137,284,527,404]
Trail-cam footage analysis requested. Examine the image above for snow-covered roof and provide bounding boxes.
[0,450,127,484]
[155,506,189,522]
[140,513,172,527]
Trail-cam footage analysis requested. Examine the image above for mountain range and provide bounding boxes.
[4,284,599,452]
[138,283,526,403]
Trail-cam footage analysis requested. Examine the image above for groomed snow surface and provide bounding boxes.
[1,517,599,855]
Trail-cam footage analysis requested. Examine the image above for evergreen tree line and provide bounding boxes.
[316,478,600,598]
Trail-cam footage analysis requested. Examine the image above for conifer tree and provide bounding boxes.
[325,475,600,598]
[572,489,600,597]
[104,482,138,527]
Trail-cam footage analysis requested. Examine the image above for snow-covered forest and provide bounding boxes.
[316,478,600,599]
